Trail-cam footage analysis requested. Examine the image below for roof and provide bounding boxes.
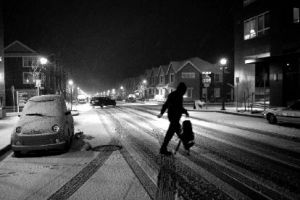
[4,40,37,54]
[151,67,159,76]
[167,60,185,74]
[178,57,220,74]
[158,64,169,75]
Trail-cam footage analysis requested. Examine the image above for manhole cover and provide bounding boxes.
[92,145,122,152]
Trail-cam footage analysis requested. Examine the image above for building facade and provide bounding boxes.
[4,41,66,110]
[234,0,300,107]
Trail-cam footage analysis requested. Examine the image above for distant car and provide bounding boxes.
[78,98,87,104]
[11,95,74,156]
[263,100,300,124]
[125,96,136,103]
[90,96,116,108]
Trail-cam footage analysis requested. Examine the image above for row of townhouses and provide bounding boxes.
[121,57,232,103]
[120,0,300,107]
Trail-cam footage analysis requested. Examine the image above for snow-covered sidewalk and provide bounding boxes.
[0,112,19,155]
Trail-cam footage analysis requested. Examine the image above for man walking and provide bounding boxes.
[157,82,189,155]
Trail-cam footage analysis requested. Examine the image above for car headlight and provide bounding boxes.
[16,126,22,134]
[52,125,60,133]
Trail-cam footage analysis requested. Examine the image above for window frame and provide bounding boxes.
[23,72,34,84]
[170,73,175,83]
[185,87,193,98]
[181,72,196,79]
[244,11,270,40]
[22,56,38,68]
[159,75,164,84]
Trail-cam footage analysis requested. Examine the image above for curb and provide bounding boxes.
[0,144,11,157]
[188,108,264,119]
[218,110,264,118]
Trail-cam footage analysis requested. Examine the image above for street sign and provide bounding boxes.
[202,75,211,87]
[35,79,41,87]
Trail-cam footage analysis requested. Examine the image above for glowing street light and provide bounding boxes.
[39,57,48,65]
[35,57,48,96]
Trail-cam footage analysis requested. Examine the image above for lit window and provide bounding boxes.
[293,8,300,23]
[244,11,270,40]
[23,57,38,67]
[185,88,193,98]
[182,72,195,79]
[23,72,34,84]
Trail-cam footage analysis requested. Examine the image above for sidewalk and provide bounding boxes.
[0,112,19,156]
[144,100,265,118]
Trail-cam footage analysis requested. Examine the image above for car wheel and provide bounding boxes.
[13,151,22,157]
[268,114,277,124]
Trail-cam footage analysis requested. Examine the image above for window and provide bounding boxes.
[185,88,193,98]
[214,88,221,98]
[214,74,220,82]
[23,72,34,84]
[244,11,270,40]
[170,73,174,83]
[181,72,195,79]
[160,75,164,84]
[293,8,300,23]
[23,57,37,67]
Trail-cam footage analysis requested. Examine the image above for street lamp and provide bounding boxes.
[68,79,73,110]
[35,57,48,96]
[142,79,147,100]
[219,58,228,110]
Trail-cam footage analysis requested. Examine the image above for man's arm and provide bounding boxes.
[157,94,171,118]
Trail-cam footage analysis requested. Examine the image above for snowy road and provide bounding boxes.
[0,103,299,200]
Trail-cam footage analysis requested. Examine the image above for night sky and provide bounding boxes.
[3,0,236,94]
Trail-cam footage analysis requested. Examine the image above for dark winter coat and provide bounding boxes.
[160,90,188,122]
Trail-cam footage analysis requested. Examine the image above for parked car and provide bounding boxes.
[90,96,116,108]
[11,95,74,156]
[263,100,300,124]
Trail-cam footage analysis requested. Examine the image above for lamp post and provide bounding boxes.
[35,57,48,96]
[142,79,147,99]
[220,58,227,110]
[68,79,73,110]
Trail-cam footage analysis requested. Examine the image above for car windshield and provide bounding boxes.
[22,99,63,117]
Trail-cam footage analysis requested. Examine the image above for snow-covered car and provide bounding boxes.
[11,95,74,156]
[263,100,300,124]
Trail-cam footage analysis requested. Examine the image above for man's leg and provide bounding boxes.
[160,121,180,154]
